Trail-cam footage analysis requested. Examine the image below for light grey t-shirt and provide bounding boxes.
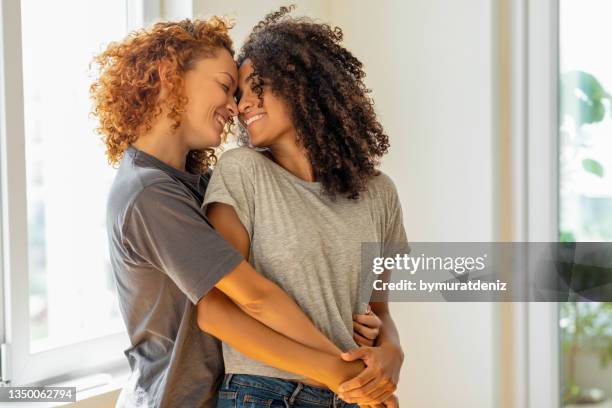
[203,147,408,380]
[107,146,243,408]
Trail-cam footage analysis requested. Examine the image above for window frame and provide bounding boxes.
[525,0,560,406]
[494,0,561,406]
[514,0,561,406]
[0,0,159,386]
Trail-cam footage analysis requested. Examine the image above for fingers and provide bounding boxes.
[353,320,380,340]
[353,312,382,329]
[341,378,396,405]
[367,386,396,405]
[341,346,371,362]
[354,331,375,347]
[340,375,382,400]
[382,394,399,408]
[338,365,378,393]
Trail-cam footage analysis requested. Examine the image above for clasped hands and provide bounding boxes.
[336,309,403,408]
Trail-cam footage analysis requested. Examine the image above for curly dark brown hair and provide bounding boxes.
[90,17,234,172]
[237,5,390,199]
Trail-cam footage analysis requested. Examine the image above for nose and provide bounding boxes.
[238,95,253,115]
[226,97,238,117]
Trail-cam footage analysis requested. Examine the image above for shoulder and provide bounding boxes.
[109,161,182,210]
[109,160,192,227]
[367,170,399,198]
[213,146,270,177]
[218,146,266,165]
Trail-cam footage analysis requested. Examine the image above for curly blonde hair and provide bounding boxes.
[90,17,234,172]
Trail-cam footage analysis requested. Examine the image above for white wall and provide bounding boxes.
[193,0,330,49]
[329,1,496,407]
[195,1,498,407]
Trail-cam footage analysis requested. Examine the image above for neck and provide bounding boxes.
[267,133,315,182]
[132,116,189,171]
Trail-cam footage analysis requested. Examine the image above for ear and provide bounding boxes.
[157,60,175,101]
[157,60,174,83]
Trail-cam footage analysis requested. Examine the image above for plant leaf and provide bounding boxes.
[561,71,608,127]
[582,158,605,177]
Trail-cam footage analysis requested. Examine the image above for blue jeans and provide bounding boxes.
[216,374,359,408]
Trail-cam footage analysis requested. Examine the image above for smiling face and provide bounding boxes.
[237,59,296,148]
[177,48,238,149]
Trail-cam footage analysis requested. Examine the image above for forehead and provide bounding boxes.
[193,48,237,76]
[238,60,255,84]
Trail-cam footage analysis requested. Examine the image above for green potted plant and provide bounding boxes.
[561,301,612,405]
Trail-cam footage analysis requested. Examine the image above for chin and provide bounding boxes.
[248,132,268,148]
[189,137,219,152]
[210,133,223,147]
[203,129,223,148]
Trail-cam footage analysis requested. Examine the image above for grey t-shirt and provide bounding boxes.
[107,146,243,408]
[203,147,408,380]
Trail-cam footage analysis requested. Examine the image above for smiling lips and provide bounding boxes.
[214,112,228,128]
[243,113,266,127]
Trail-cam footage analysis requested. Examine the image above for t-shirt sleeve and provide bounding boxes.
[382,180,411,259]
[123,181,243,304]
[202,151,255,240]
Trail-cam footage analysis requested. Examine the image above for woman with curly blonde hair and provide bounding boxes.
[91,17,375,408]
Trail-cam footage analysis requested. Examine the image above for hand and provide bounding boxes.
[323,355,365,396]
[337,344,403,405]
[384,394,400,407]
[353,305,382,347]
[326,357,393,406]
[358,394,399,408]
[382,394,400,408]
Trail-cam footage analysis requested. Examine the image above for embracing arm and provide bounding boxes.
[370,272,403,358]
[120,179,366,392]
[204,202,343,357]
[199,202,371,394]
[369,300,404,375]
[338,270,403,406]
[198,287,362,392]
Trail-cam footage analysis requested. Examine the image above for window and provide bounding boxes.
[558,0,612,405]
[22,0,127,353]
[0,0,157,386]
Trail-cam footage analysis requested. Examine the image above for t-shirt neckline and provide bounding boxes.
[257,149,321,189]
[127,145,202,188]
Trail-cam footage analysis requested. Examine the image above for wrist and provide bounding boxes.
[380,339,404,363]
[318,355,364,393]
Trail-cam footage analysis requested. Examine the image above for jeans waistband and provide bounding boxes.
[223,373,344,406]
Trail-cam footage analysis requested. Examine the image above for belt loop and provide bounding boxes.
[223,373,234,389]
[287,382,304,406]
[333,393,339,408]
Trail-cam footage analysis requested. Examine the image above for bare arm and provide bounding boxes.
[370,302,402,356]
[370,270,403,356]
[205,202,342,356]
[198,287,363,393]
[338,269,402,406]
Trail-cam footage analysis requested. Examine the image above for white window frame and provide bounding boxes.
[0,0,161,387]
[525,0,561,407]
[500,0,561,407]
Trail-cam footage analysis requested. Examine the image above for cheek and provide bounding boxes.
[266,98,292,128]
[267,110,292,134]
[188,84,221,116]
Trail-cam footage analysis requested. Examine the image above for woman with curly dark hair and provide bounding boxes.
[204,6,407,408]
[91,16,377,408]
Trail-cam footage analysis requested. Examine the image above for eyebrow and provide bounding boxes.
[219,71,236,86]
